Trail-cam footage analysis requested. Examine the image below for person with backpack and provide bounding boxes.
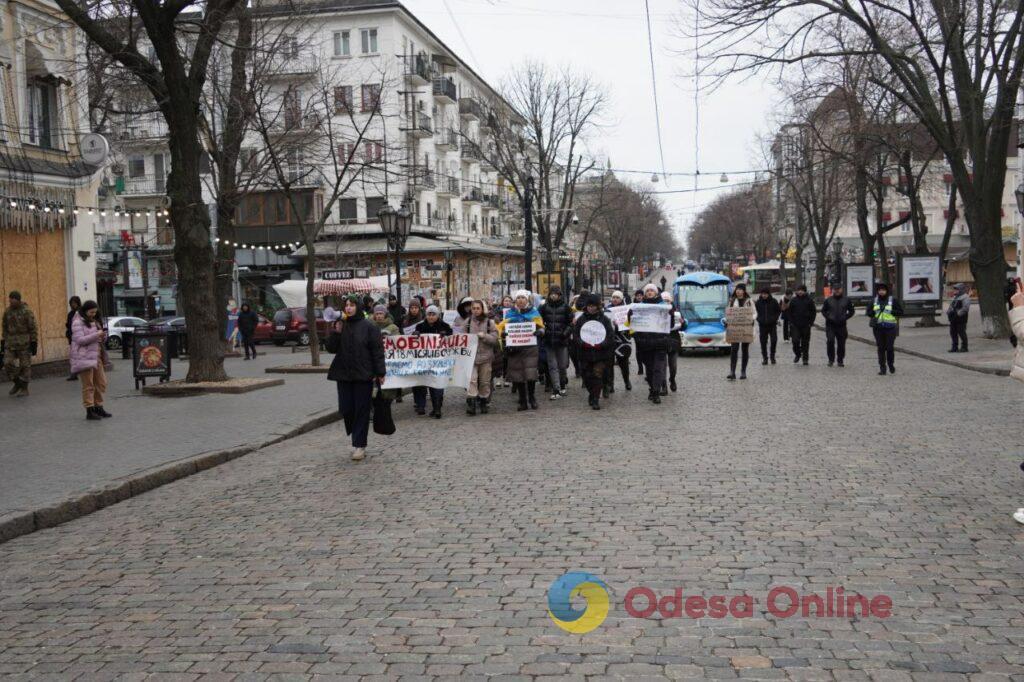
[466,300,499,415]
[754,287,781,365]
[867,282,904,376]
[572,293,616,410]
[326,296,386,461]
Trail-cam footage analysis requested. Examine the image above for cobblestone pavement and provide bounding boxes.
[2,340,1024,680]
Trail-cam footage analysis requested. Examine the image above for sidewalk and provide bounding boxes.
[0,346,337,521]
[835,308,1015,375]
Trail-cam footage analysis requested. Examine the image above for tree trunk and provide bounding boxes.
[305,240,321,366]
[214,209,237,345]
[963,199,1011,338]
[166,117,226,383]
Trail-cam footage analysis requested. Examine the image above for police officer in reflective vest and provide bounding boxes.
[867,282,903,376]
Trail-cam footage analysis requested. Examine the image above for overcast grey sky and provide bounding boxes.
[401,0,776,252]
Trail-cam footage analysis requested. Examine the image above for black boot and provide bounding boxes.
[9,379,22,396]
[527,381,538,410]
[478,397,489,414]
[670,379,677,392]
[86,406,102,420]
[431,397,443,419]
[516,383,528,411]
[624,377,632,391]
[466,398,477,416]
[95,405,113,418]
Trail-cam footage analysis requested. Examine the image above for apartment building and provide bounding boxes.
[0,0,101,364]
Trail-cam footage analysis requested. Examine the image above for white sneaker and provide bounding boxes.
[559,389,567,396]
[549,393,560,400]
[1014,508,1024,525]
[351,447,366,461]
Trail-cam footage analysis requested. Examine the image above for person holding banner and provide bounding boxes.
[662,291,684,394]
[466,300,499,415]
[491,295,514,388]
[412,306,454,417]
[604,291,633,393]
[497,290,545,411]
[326,297,386,462]
[867,282,903,376]
[725,283,755,381]
[628,283,671,404]
[572,294,616,410]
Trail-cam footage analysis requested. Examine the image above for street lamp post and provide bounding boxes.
[523,177,534,293]
[378,203,412,307]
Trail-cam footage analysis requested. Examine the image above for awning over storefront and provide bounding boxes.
[293,235,524,258]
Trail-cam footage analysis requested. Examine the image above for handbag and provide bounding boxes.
[372,383,396,436]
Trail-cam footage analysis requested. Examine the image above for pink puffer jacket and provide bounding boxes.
[70,314,104,374]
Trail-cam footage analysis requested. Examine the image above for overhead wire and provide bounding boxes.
[643,0,668,183]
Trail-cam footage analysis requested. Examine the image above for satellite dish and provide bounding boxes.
[80,133,110,166]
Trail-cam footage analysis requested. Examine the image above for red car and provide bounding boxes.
[251,314,274,344]
[271,307,330,346]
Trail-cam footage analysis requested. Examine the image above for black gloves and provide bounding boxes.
[29,341,38,356]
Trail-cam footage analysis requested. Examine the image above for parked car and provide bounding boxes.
[147,316,187,334]
[251,314,274,344]
[271,307,329,346]
[104,316,148,350]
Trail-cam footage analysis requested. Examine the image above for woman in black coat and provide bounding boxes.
[237,303,259,360]
[572,294,616,410]
[327,296,386,461]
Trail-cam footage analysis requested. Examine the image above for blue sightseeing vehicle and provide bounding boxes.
[673,271,732,353]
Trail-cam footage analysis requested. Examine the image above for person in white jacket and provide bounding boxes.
[1010,280,1024,525]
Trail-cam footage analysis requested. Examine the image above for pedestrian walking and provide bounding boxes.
[787,285,817,365]
[947,283,971,353]
[725,283,754,380]
[1006,279,1019,348]
[237,303,259,360]
[65,296,81,380]
[387,294,406,328]
[867,282,903,376]
[413,305,454,418]
[539,286,573,400]
[70,300,113,420]
[452,296,473,333]
[820,285,855,367]
[497,290,544,411]
[629,283,670,404]
[604,291,632,393]
[754,287,781,365]
[1006,280,1024,525]
[2,291,38,397]
[781,289,793,341]
[633,289,647,376]
[662,291,682,394]
[401,299,425,330]
[326,296,386,461]
[573,293,615,410]
[466,300,498,415]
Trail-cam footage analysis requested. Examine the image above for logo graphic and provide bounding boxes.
[547,571,610,633]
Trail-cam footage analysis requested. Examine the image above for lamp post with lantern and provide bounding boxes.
[378,203,413,307]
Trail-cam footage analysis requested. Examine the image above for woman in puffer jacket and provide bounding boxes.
[497,289,545,410]
[1009,281,1024,525]
[70,300,112,420]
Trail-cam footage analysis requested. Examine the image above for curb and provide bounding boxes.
[0,409,340,545]
[265,365,329,374]
[814,324,1010,377]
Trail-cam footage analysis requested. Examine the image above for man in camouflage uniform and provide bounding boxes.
[2,291,38,397]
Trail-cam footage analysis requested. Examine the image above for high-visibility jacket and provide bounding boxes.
[872,297,898,327]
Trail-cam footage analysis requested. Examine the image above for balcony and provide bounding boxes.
[404,52,434,85]
[432,76,457,104]
[117,174,167,196]
[483,193,501,210]
[410,168,436,190]
[272,111,321,136]
[436,175,461,197]
[435,128,459,151]
[407,112,433,138]
[267,52,317,80]
[109,118,169,144]
[461,141,481,163]
[463,185,483,204]
[459,97,483,121]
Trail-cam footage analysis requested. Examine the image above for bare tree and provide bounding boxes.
[590,180,679,267]
[478,61,608,278]
[695,0,1024,336]
[57,0,247,381]
[250,50,393,366]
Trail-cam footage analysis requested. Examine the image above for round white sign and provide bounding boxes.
[80,133,110,165]
[579,320,607,346]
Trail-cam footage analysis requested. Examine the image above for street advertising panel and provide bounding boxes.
[504,321,538,347]
[381,334,478,390]
[628,303,671,334]
[725,306,755,344]
[132,332,171,388]
[844,264,875,301]
[898,254,942,314]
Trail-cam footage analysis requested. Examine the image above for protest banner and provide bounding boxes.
[607,304,631,329]
[403,324,419,335]
[725,306,755,344]
[381,334,478,390]
[579,320,608,346]
[504,321,538,347]
[628,303,671,333]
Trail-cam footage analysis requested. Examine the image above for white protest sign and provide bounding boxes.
[579,320,607,346]
[504,321,538,347]
[628,303,671,333]
[607,304,631,329]
[442,310,459,326]
[403,324,419,335]
[381,334,478,390]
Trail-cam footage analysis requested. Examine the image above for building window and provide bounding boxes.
[361,84,381,112]
[26,81,57,149]
[365,197,386,222]
[241,148,258,172]
[282,35,299,58]
[128,155,146,177]
[363,140,384,163]
[333,86,353,114]
[338,198,357,223]
[285,147,305,182]
[270,194,289,224]
[337,142,357,164]
[360,28,378,54]
[333,31,351,57]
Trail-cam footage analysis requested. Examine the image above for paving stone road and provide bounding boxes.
[1,339,1023,680]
